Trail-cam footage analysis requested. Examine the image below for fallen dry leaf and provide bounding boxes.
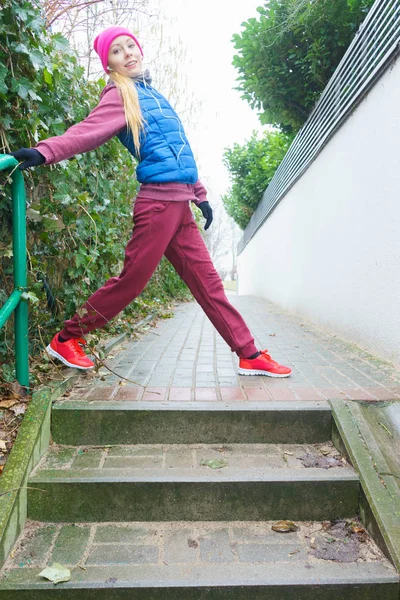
[272,520,298,533]
[320,446,331,456]
[10,403,27,416]
[200,458,228,469]
[39,563,71,584]
[0,399,19,409]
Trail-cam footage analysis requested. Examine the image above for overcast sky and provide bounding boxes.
[158,0,266,197]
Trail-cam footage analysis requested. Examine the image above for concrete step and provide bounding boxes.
[51,401,332,445]
[27,443,358,522]
[1,520,398,598]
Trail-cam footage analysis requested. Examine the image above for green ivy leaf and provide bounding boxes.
[29,49,45,70]
[28,89,42,101]
[14,7,29,21]
[51,33,70,51]
[15,83,30,99]
[43,68,53,85]
[21,291,40,304]
[14,42,30,54]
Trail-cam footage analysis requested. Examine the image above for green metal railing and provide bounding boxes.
[0,154,29,391]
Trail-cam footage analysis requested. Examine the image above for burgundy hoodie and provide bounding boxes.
[36,85,207,205]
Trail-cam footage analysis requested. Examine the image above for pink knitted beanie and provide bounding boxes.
[93,26,143,72]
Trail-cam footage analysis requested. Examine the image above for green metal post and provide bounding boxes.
[12,166,29,390]
[0,154,29,391]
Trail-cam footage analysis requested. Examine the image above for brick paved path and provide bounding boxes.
[65,293,400,404]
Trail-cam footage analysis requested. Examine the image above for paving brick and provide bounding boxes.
[66,387,90,400]
[87,386,116,401]
[141,387,167,401]
[291,388,325,401]
[168,387,192,401]
[165,449,193,468]
[245,387,272,401]
[71,449,103,468]
[114,386,141,401]
[196,365,214,373]
[175,369,194,378]
[107,446,163,457]
[194,388,218,401]
[104,456,164,468]
[232,524,299,544]
[51,525,90,565]
[231,454,286,468]
[94,525,156,543]
[86,544,158,565]
[341,388,377,400]
[240,378,266,388]
[267,387,297,401]
[195,375,217,386]
[237,542,306,562]
[12,525,57,567]
[217,368,237,377]
[227,444,282,457]
[163,528,199,563]
[317,388,342,400]
[219,387,245,401]
[172,378,193,387]
[218,377,240,387]
[368,387,400,400]
[43,446,77,468]
[199,529,234,563]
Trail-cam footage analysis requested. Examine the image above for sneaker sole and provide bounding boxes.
[238,368,291,378]
[46,345,95,370]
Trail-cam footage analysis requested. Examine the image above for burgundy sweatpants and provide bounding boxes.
[60,199,258,358]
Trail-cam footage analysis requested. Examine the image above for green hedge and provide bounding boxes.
[0,0,192,385]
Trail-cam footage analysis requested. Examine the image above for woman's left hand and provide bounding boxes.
[198,201,213,230]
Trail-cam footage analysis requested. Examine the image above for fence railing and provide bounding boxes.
[0,154,29,391]
[238,0,400,254]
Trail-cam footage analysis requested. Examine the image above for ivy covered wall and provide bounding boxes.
[0,0,191,383]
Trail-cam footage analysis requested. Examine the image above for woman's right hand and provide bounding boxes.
[9,148,45,170]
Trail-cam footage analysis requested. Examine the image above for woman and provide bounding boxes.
[10,26,291,378]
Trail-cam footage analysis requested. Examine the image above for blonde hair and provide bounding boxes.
[109,71,144,155]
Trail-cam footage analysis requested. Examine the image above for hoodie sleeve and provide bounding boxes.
[192,179,208,206]
[35,86,127,165]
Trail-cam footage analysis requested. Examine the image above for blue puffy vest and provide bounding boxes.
[117,82,198,184]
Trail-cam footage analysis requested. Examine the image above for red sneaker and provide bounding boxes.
[239,350,292,378]
[46,334,95,370]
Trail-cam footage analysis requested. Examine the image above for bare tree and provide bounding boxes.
[38,0,106,28]
[202,181,241,281]
[40,0,200,130]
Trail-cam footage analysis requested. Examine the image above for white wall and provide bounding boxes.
[238,55,400,366]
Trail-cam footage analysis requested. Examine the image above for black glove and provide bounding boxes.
[9,148,45,170]
[198,201,213,231]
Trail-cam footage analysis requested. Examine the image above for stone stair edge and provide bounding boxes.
[1,562,398,590]
[53,401,331,411]
[29,466,358,483]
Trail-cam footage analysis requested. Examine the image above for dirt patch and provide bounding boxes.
[299,453,343,468]
[299,442,346,469]
[307,519,379,562]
